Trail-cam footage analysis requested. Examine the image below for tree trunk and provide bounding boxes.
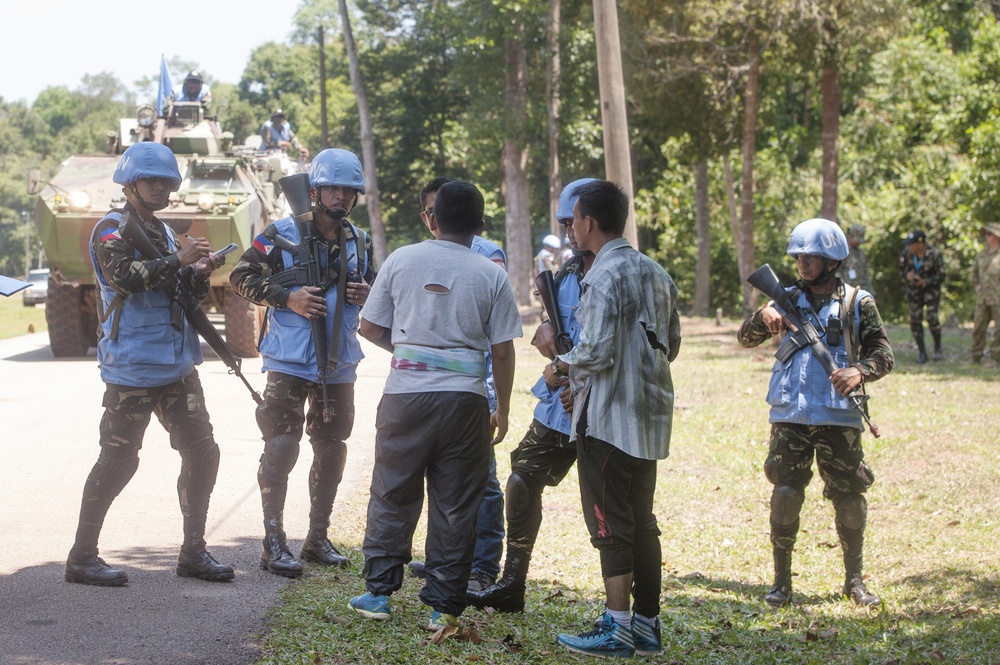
[693,160,711,317]
[504,27,534,306]
[317,27,329,150]
[992,0,1000,22]
[740,32,761,317]
[820,64,840,221]
[546,0,563,236]
[724,152,745,316]
[592,0,638,248]
[338,0,387,266]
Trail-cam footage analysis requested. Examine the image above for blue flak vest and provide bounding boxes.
[530,264,584,436]
[259,217,367,384]
[766,285,869,429]
[89,211,202,388]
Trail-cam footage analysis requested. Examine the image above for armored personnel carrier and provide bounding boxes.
[29,102,296,357]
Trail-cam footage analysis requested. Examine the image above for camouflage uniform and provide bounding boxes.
[970,235,1000,363]
[841,245,873,294]
[738,280,893,605]
[898,243,946,357]
[69,205,226,583]
[230,219,376,575]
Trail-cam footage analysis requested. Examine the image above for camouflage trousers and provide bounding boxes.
[971,298,1000,362]
[254,372,354,528]
[908,287,942,335]
[72,371,218,555]
[764,422,874,501]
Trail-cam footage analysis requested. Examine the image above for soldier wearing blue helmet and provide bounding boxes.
[66,141,234,587]
[468,177,602,615]
[230,147,375,577]
[738,217,894,609]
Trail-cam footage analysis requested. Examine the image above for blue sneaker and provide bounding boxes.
[557,612,635,658]
[426,610,460,631]
[631,616,662,655]
[348,592,391,620]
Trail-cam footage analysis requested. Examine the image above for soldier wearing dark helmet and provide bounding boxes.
[170,69,212,109]
[65,141,233,587]
[738,218,894,609]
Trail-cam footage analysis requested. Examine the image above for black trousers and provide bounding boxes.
[362,391,491,615]
[577,434,662,618]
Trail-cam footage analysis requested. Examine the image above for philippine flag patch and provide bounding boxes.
[100,227,121,243]
[252,235,275,255]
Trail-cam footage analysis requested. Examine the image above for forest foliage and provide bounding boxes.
[1,0,998,323]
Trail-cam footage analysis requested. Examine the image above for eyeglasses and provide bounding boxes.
[421,208,434,217]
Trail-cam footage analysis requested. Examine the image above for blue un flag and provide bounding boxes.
[156,55,173,115]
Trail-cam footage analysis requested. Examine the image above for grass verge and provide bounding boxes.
[0,295,48,341]
[260,318,1000,663]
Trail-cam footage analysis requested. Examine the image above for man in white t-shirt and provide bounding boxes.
[349,180,523,631]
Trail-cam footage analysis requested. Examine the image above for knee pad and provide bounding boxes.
[770,485,804,527]
[311,439,347,472]
[260,434,300,484]
[834,494,867,531]
[93,447,141,499]
[505,472,537,521]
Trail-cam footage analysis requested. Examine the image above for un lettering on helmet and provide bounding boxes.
[786,218,849,261]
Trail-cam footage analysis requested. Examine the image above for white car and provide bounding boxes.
[22,268,49,307]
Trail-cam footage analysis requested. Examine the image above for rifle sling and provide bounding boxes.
[327,222,350,373]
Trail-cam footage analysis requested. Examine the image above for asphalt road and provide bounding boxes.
[0,331,390,665]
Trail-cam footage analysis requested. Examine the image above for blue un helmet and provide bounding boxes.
[787,218,849,261]
[557,178,600,222]
[308,148,365,195]
[112,142,182,191]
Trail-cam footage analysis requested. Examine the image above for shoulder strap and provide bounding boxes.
[842,283,860,365]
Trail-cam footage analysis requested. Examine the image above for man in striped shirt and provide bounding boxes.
[545,180,681,658]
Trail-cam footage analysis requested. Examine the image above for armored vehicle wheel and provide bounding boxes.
[46,280,93,357]
[223,290,261,358]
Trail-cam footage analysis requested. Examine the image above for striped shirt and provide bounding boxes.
[558,238,680,460]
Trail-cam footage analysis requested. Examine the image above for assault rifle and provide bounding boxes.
[119,216,263,405]
[533,270,573,355]
[747,263,880,438]
[272,172,334,422]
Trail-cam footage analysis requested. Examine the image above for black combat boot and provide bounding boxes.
[65,548,129,587]
[301,528,349,567]
[931,330,944,361]
[840,526,880,607]
[467,545,531,612]
[177,516,235,581]
[260,514,303,578]
[915,333,928,364]
[764,548,793,607]
[300,440,348,567]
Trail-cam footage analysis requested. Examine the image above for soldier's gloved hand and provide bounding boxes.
[287,286,328,319]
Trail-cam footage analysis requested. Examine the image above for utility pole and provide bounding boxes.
[23,211,30,278]
[592,0,638,248]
